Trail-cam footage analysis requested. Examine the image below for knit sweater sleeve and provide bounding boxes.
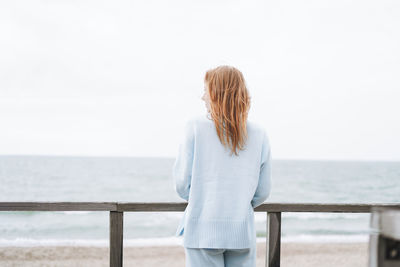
[172,119,195,201]
[251,130,272,208]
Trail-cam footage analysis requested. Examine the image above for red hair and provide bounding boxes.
[204,65,251,156]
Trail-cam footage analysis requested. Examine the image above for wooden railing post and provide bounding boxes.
[110,211,123,267]
[266,212,281,267]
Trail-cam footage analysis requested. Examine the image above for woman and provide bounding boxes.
[172,65,272,267]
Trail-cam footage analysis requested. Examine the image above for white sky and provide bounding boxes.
[0,0,399,161]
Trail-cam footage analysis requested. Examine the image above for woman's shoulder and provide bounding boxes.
[188,114,212,127]
[189,115,267,133]
[247,119,267,136]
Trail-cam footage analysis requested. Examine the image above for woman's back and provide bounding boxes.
[173,114,271,249]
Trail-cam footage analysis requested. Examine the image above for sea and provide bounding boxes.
[0,155,399,247]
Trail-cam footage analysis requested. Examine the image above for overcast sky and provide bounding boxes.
[0,0,399,161]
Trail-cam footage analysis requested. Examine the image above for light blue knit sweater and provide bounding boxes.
[172,114,272,249]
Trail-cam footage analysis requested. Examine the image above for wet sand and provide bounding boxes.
[0,242,369,267]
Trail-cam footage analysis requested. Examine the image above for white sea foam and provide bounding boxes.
[57,211,93,215]
[281,212,369,220]
[0,235,369,247]
[281,234,369,243]
[34,211,368,221]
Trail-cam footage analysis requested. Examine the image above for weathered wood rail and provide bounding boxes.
[1,202,399,267]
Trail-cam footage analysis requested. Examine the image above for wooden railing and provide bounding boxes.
[1,202,399,267]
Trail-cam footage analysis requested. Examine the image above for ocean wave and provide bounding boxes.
[281,212,369,220]
[281,234,369,243]
[56,211,94,215]
[0,234,369,247]
[0,237,183,247]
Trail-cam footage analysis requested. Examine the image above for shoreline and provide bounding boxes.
[0,242,369,267]
[0,235,370,247]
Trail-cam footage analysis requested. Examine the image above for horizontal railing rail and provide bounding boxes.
[1,202,399,267]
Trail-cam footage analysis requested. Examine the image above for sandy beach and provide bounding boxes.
[0,242,369,267]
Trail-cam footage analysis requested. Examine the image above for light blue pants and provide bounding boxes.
[184,245,256,267]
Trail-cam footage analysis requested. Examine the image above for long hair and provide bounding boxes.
[204,65,251,156]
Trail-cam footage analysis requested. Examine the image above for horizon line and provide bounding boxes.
[0,154,399,163]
